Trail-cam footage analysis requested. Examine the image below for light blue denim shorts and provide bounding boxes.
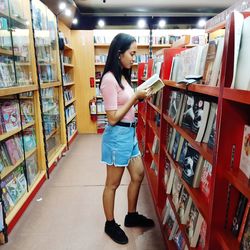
[101,124,141,167]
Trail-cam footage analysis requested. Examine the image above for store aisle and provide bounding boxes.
[1,134,165,250]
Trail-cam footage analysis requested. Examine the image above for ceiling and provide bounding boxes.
[75,0,236,16]
[42,0,238,29]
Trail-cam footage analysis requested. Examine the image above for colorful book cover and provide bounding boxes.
[1,101,21,132]
[200,160,213,200]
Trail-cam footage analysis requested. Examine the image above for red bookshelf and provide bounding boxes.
[137,4,250,249]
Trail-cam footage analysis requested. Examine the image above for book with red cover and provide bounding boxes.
[199,160,213,201]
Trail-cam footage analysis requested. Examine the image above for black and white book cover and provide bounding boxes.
[168,91,184,123]
[182,144,200,186]
[191,97,211,142]
[172,131,181,160]
[178,139,189,167]
[181,95,195,131]
[208,113,216,149]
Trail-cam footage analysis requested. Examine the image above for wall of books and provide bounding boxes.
[137,5,250,249]
[31,0,66,168]
[0,0,47,243]
[58,22,78,145]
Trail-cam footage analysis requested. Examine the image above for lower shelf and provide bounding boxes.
[6,171,46,232]
[68,130,78,144]
[48,144,67,169]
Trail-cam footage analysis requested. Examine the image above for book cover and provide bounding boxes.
[182,144,202,187]
[239,125,250,179]
[186,202,204,247]
[178,187,192,224]
[197,220,207,250]
[168,91,184,124]
[208,112,217,149]
[178,139,189,167]
[172,174,183,210]
[137,74,164,95]
[203,41,217,85]
[231,193,248,237]
[202,103,217,144]
[172,131,181,160]
[191,97,211,143]
[181,95,195,131]
[164,161,175,194]
[199,160,213,200]
[234,16,250,90]
[1,101,21,132]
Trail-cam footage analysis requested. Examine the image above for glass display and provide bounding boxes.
[0,0,33,89]
[31,0,59,84]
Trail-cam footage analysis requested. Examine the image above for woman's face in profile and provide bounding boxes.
[120,41,137,69]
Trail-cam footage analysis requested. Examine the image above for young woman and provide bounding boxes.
[100,33,154,245]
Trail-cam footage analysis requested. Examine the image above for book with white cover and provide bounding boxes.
[234,16,250,90]
[230,11,244,88]
[239,125,250,179]
[137,74,164,94]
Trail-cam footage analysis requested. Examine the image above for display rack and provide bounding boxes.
[58,21,78,146]
[0,0,47,241]
[31,0,67,171]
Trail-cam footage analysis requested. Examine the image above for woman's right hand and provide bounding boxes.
[135,88,153,100]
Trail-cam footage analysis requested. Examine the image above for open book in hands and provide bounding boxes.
[137,74,164,95]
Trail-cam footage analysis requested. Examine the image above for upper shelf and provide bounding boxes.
[223,87,250,105]
[164,80,220,97]
[0,85,38,97]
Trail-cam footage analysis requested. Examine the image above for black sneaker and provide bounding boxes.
[105,220,128,244]
[124,212,155,227]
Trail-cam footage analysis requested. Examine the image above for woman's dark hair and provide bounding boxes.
[100,33,136,89]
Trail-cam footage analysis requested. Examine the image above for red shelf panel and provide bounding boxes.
[215,228,240,250]
[147,142,160,170]
[147,100,161,113]
[164,80,220,97]
[164,147,209,221]
[223,168,250,200]
[163,113,213,164]
[223,87,250,104]
[148,120,160,139]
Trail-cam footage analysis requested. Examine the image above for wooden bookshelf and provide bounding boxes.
[40,81,61,89]
[0,85,38,97]
[65,97,76,106]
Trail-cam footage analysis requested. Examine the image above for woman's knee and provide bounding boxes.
[105,180,121,191]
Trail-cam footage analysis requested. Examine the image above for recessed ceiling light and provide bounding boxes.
[65,9,71,17]
[197,18,206,28]
[138,19,146,28]
[59,2,66,10]
[98,19,105,28]
[158,19,166,28]
[72,18,78,24]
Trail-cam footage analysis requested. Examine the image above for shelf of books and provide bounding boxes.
[58,24,78,146]
[93,29,149,133]
[137,2,250,249]
[0,0,47,242]
[31,0,66,170]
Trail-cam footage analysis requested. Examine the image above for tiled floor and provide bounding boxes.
[1,134,165,250]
